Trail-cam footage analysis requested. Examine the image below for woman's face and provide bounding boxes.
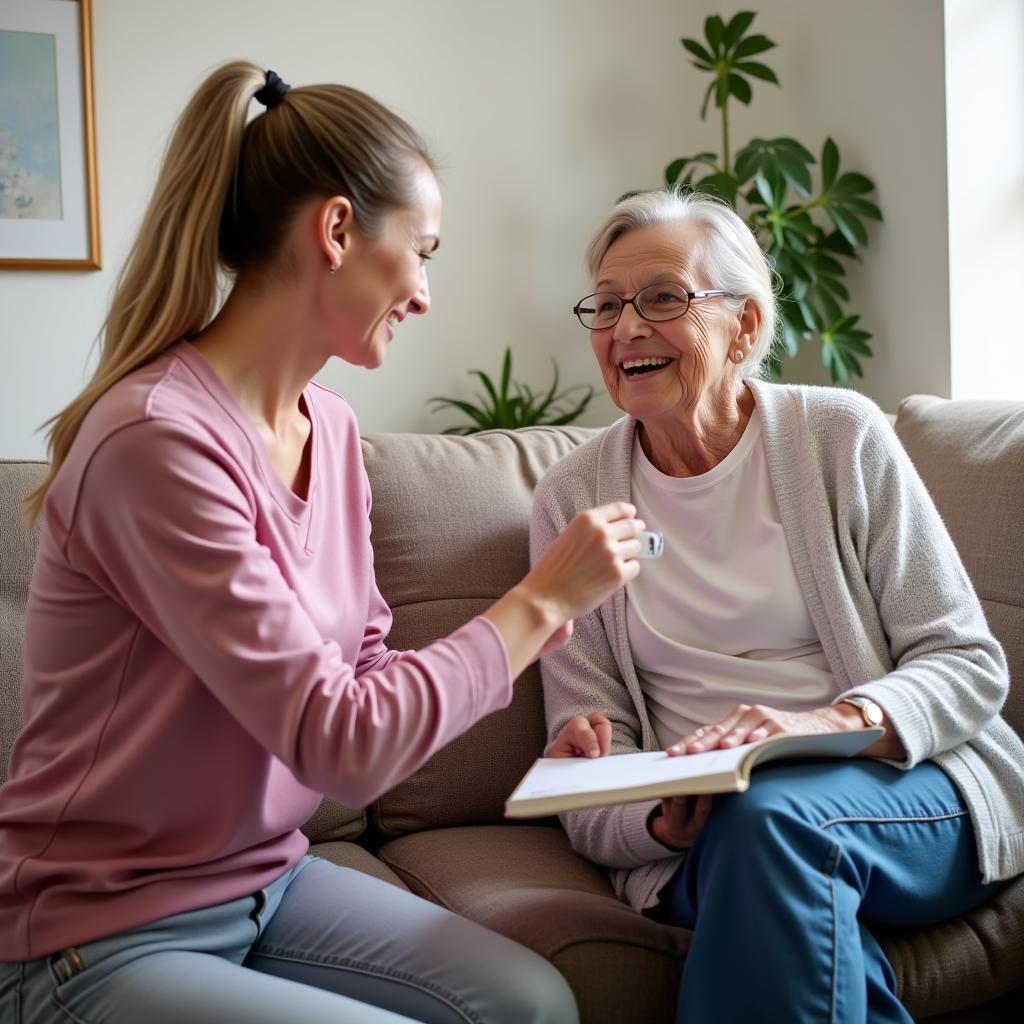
[328,164,442,370]
[590,222,743,424]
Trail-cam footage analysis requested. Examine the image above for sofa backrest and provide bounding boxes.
[0,461,44,788]
[359,427,597,836]
[894,395,1024,739]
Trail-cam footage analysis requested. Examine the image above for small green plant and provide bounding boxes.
[666,11,882,383]
[429,347,595,434]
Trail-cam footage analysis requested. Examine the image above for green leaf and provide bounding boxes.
[828,207,868,247]
[734,147,760,183]
[700,80,715,121]
[665,157,688,184]
[705,14,726,54]
[775,137,815,163]
[814,288,843,325]
[753,173,775,208]
[844,196,883,220]
[775,153,813,196]
[428,396,493,429]
[831,171,875,196]
[500,347,512,403]
[733,34,775,58]
[817,274,850,301]
[682,38,715,67]
[821,137,839,190]
[724,11,756,47]
[714,74,731,108]
[695,171,738,205]
[729,73,752,104]
[468,369,500,415]
[734,61,779,83]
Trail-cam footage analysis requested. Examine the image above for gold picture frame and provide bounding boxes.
[0,0,100,270]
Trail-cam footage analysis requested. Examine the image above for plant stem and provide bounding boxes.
[720,93,730,175]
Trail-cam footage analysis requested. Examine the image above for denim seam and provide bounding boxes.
[828,874,839,1024]
[49,987,93,1024]
[818,809,968,829]
[250,948,482,1024]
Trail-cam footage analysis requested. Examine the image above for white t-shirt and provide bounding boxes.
[627,406,840,749]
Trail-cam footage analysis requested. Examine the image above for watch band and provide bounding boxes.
[841,695,884,728]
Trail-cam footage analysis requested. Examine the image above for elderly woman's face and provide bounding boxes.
[591,222,741,422]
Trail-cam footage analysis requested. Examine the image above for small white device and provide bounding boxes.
[637,530,664,559]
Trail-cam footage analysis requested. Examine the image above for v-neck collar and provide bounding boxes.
[173,341,319,525]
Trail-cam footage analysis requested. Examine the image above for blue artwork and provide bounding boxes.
[0,30,63,220]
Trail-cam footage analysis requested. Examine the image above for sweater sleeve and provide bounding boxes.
[835,409,1008,766]
[531,469,683,869]
[64,419,512,806]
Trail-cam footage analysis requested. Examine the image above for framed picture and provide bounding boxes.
[0,0,100,270]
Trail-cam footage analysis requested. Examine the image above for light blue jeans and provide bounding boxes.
[0,855,578,1024]
[650,759,1001,1024]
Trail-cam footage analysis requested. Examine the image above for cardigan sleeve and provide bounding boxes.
[833,408,1008,766]
[531,467,684,869]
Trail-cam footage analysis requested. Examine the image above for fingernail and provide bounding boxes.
[588,746,600,757]
[669,743,683,754]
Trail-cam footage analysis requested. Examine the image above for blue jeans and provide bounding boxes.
[0,855,578,1024]
[650,760,1000,1024]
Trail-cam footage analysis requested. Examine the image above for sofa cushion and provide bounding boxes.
[360,427,598,836]
[894,395,1024,739]
[0,460,46,786]
[307,839,410,889]
[379,825,688,1024]
[878,873,1024,1018]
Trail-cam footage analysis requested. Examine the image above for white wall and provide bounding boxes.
[1,0,951,458]
[946,0,1024,401]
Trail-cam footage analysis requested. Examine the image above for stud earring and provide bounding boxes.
[734,349,744,362]
[329,264,337,275]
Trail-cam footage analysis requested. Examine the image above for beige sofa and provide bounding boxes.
[1,393,1022,1022]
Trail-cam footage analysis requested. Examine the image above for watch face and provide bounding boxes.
[865,702,884,727]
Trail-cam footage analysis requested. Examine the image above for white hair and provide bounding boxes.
[584,188,778,378]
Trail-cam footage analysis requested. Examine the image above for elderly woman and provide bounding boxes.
[530,189,1024,1024]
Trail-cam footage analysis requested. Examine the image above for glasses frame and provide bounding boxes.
[572,283,739,330]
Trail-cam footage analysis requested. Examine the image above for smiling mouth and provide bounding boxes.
[621,357,674,378]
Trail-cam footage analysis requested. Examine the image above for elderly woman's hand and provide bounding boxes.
[549,712,612,759]
[670,702,905,760]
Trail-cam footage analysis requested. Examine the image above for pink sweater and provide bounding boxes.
[0,342,512,961]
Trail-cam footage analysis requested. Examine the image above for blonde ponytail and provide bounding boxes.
[26,61,432,522]
[25,61,263,520]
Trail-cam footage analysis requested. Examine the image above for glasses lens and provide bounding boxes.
[636,283,689,321]
[576,293,621,329]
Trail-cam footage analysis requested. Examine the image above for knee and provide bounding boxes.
[478,948,578,1024]
[699,769,825,863]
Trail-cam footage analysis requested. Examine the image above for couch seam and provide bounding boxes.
[376,855,688,960]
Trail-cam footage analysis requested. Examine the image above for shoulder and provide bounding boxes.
[534,418,631,512]
[750,379,897,460]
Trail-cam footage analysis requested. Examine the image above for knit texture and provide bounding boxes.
[531,380,1024,912]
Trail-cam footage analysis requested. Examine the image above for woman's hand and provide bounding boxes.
[649,794,715,851]
[669,701,905,760]
[483,503,642,679]
[523,502,644,623]
[549,712,612,759]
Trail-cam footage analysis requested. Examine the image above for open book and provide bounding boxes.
[505,727,884,818]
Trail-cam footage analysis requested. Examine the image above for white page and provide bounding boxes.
[508,745,750,802]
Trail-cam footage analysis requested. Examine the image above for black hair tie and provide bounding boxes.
[254,69,290,109]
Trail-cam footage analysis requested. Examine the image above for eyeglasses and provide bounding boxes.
[572,282,739,330]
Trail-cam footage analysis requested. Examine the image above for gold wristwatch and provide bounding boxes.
[840,695,884,728]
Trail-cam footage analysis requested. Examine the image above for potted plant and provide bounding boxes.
[428,346,595,434]
[665,10,882,383]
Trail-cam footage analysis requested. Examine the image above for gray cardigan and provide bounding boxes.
[530,380,1024,912]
